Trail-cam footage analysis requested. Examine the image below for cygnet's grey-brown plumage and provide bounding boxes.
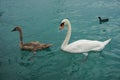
[12,26,52,53]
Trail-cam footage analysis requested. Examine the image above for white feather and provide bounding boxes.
[60,19,111,55]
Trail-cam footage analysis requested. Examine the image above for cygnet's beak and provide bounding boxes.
[11,28,16,32]
[59,22,64,30]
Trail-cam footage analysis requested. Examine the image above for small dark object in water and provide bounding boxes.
[103,29,106,32]
[0,12,4,17]
[98,17,109,24]
[8,58,11,64]
[0,61,2,66]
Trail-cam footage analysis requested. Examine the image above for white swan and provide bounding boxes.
[59,19,111,56]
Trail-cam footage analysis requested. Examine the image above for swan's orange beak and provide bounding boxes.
[59,23,64,30]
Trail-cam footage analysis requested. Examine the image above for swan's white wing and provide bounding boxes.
[64,40,103,53]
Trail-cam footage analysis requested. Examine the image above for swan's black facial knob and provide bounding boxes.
[59,22,64,30]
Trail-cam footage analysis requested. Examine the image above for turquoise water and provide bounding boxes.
[0,0,120,80]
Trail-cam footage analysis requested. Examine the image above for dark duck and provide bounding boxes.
[98,17,109,24]
[12,26,52,53]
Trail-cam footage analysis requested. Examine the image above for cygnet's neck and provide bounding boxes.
[18,29,23,46]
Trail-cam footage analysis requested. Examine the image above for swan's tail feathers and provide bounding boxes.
[103,39,111,46]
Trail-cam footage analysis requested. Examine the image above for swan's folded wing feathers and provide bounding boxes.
[65,40,102,53]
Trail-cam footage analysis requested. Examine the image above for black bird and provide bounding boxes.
[98,17,109,24]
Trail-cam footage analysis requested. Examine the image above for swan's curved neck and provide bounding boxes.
[18,29,23,45]
[61,20,71,48]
